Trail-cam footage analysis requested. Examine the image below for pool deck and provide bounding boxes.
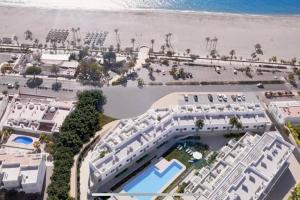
[119,158,186,200]
[3,134,38,150]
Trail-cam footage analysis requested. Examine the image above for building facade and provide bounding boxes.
[89,100,272,193]
[185,131,294,200]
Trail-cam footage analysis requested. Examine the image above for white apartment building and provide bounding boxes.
[2,96,74,135]
[0,151,47,193]
[185,131,294,200]
[268,101,300,125]
[89,100,272,192]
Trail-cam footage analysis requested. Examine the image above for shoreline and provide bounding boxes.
[2,4,300,18]
[1,5,300,59]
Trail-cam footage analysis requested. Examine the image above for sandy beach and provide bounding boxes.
[0,6,300,60]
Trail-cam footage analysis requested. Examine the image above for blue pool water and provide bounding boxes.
[123,161,183,200]
[1,0,300,15]
[13,136,33,145]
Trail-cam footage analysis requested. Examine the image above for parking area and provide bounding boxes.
[137,61,287,84]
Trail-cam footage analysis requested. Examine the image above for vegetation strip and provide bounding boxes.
[47,90,106,200]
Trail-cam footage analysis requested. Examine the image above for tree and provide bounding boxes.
[78,47,89,61]
[150,39,155,51]
[0,128,12,143]
[205,37,210,49]
[51,65,60,83]
[229,117,238,128]
[195,119,204,130]
[131,38,135,51]
[254,43,263,55]
[78,58,104,84]
[39,133,48,143]
[186,49,191,55]
[236,122,243,130]
[229,50,236,64]
[25,66,42,79]
[33,141,41,152]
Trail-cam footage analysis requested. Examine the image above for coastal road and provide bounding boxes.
[0,74,292,118]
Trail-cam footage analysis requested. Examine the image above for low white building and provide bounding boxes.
[268,101,300,125]
[89,99,272,193]
[2,96,74,135]
[0,151,47,193]
[185,131,294,200]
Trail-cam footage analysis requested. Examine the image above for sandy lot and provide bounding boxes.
[0,6,300,60]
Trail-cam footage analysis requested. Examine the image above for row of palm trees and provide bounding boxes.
[194,116,243,130]
[205,36,218,50]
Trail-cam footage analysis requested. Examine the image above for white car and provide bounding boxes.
[242,95,246,101]
[222,94,228,102]
[237,95,242,101]
[217,94,223,101]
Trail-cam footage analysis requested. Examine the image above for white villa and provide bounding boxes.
[185,131,294,200]
[89,99,272,193]
[268,101,300,125]
[0,150,47,193]
[2,96,74,134]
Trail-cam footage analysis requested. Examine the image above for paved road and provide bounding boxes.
[1,77,291,118]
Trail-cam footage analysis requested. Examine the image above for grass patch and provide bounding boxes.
[286,121,300,147]
[99,113,117,128]
[164,142,210,169]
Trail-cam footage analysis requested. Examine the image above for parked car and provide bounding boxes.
[208,94,213,102]
[217,94,223,101]
[184,94,188,102]
[222,94,228,102]
[194,95,198,102]
[237,94,242,101]
[256,83,264,88]
[231,95,237,102]
[242,95,246,101]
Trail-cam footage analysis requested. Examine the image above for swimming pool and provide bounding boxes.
[123,160,184,200]
[13,136,33,145]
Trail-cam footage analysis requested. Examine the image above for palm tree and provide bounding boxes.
[51,65,60,83]
[236,122,243,130]
[150,39,155,51]
[131,38,135,51]
[1,129,12,143]
[77,27,81,45]
[24,30,33,40]
[229,50,235,64]
[195,119,204,130]
[33,141,41,152]
[186,49,191,55]
[205,37,210,49]
[161,45,165,53]
[213,37,218,50]
[34,38,39,47]
[39,133,48,143]
[13,35,19,46]
[229,116,238,128]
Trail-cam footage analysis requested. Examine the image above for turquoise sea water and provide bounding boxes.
[0,0,300,14]
[123,161,183,200]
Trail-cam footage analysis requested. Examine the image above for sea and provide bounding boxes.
[0,0,300,15]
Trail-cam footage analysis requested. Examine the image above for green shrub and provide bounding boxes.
[47,90,106,200]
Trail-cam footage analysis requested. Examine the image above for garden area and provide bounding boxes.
[164,138,212,169]
[286,121,300,147]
